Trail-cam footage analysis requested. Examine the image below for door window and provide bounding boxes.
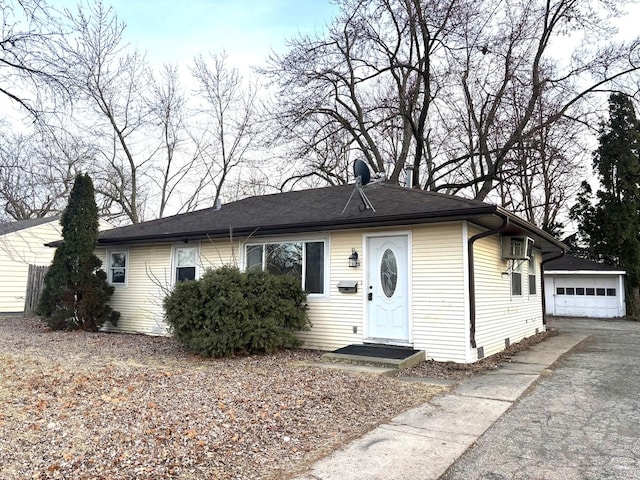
[380,248,398,298]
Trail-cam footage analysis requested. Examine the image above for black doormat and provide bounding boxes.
[332,344,420,360]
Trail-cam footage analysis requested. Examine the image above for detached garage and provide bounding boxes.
[543,255,626,318]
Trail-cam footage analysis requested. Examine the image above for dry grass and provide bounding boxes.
[0,316,447,479]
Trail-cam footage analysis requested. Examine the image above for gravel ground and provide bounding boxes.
[403,328,558,380]
[0,316,448,480]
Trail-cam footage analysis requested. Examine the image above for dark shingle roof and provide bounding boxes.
[543,254,624,272]
[97,182,565,252]
[0,216,59,236]
[98,183,494,244]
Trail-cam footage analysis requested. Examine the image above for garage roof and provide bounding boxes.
[543,255,625,274]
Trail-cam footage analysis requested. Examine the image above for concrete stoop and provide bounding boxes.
[321,349,426,370]
[303,361,400,376]
[302,346,426,375]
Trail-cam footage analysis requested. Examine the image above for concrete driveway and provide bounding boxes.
[441,317,640,480]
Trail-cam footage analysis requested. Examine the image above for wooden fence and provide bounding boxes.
[24,264,48,315]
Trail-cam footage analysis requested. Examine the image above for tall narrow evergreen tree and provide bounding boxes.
[572,93,640,317]
[38,174,119,330]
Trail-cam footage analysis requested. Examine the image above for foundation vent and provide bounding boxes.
[505,338,510,348]
[477,346,485,359]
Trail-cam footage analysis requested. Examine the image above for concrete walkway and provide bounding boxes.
[294,330,588,480]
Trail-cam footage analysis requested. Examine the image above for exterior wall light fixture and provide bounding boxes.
[348,248,360,268]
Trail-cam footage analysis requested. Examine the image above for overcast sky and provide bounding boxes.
[52,0,339,71]
[47,0,640,73]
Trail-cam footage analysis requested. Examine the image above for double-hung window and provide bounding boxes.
[512,261,522,296]
[528,253,537,295]
[174,246,198,282]
[108,249,128,286]
[245,240,326,295]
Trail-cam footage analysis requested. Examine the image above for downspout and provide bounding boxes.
[468,214,509,349]
[540,250,566,325]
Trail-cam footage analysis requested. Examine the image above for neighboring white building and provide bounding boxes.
[0,217,114,314]
[0,217,62,313]
[543,255,626,318]
[89,182,566,363]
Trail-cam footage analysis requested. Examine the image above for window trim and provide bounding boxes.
[528,252,537,295]
[243,235,330,299]
[511,261,522,296]
[107,248,129,287]
[171,244,200,285]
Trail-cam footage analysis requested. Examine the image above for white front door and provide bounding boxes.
[367,235,409,342]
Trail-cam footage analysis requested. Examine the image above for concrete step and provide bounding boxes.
[303,361,399,376]
[321,347,426,370]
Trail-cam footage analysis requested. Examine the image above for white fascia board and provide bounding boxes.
[544,270,626,275]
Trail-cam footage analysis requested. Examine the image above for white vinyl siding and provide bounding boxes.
[297,224,469,361]
[411,223,468,363]
[0,221,62,313]
[98,221,547,364]
[103,240,240,335]
[471,226,544,360]
[295,230,362,350]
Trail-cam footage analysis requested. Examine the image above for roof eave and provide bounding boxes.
[496,206,567,252]
[97,206,498,246]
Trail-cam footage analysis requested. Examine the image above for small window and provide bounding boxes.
[174,246,198,282]
[512,265,522,296]
[246,245,263,270]
[556,287,565,295]
[586,288,595,296]
[108,250,128,285]
[304,242,324,294]
[566,287,575,295]
[576,288,585,295]
[606,288,616,296]
[528,254,536,295]
[596,288,606,296]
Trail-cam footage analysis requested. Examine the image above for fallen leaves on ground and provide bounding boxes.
[0,317,447,479]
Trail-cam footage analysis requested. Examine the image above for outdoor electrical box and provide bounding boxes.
[337,280,358,293]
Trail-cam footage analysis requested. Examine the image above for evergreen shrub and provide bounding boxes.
[37,173,119,331]
[163,266,310,357]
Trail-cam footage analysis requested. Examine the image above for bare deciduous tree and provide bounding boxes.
[264,0,640,227]
[0,129,84,221]
[147,64,195,218]
[0,0,72,118]
[191,52,259,207]
[63,1,152,224]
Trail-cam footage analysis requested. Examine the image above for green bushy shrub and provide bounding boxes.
[37,173,119,331]
[163,266,310,357]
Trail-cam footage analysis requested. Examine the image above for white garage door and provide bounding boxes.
[553,276,623,318]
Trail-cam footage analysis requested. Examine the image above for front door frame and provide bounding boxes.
[364,231,412,346]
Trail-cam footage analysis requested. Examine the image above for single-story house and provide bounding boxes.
[543,254,626,318]
[92,181,566,363]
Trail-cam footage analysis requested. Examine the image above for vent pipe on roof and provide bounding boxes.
[405,164,414,188]
[215,198,222,210]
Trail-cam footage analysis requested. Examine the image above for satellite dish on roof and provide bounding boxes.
[342,159,376,215]
[353,159,371,186]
